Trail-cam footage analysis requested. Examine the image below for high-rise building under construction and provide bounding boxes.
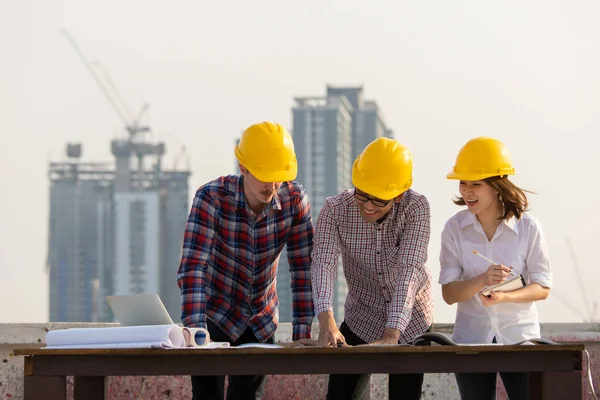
[49,31,191,323]
[48,138,190,323]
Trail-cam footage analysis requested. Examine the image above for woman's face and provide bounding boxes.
[459,180,500,218]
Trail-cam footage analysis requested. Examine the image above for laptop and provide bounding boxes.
[106,293,175,326]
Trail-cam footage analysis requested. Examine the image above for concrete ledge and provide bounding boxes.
[1,323,598,399]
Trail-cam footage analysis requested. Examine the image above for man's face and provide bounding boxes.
[240,165,282,208]
[354,188,399,224]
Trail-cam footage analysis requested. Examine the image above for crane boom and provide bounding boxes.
[61,30,130,128]
[61,29,151,140]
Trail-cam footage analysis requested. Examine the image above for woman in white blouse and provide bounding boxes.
[439,137,553,400]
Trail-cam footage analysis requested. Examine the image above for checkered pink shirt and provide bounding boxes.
[311,189,434,343]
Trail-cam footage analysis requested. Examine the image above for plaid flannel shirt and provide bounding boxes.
[177,175,314,342]
[311,188,434,343]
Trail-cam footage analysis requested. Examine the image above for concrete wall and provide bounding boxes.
[1,323,598,400]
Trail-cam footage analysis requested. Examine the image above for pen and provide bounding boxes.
[472,250,515,276]
[472,250,497,265]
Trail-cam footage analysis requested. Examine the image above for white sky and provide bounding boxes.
[2,0,600,324]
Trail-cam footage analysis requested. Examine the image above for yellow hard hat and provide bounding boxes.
[352,137,413,201]
[447,137,515,181]
[235,121,298,182]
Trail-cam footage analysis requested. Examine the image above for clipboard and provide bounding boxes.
[480,274,526,297]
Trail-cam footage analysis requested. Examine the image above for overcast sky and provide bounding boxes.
[2,0,600,324]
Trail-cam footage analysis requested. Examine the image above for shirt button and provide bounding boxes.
[377,251,380,254]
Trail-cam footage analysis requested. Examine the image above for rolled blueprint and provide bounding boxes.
[182,327,210,347]
[44,324,185,349]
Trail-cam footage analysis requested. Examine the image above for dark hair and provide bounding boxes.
[453,176,533,220]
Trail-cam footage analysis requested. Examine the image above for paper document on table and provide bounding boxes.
[43,325,230,349]
[44,324,184,349]
[229,343,284,349]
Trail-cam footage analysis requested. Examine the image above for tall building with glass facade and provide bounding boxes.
[48,141,190,323]
[273,85,394,323]
[230,87,393,323]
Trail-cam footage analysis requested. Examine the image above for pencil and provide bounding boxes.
[472,250,498,265]
[472,250,515,276]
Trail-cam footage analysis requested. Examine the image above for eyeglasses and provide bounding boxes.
[353,189,392,208]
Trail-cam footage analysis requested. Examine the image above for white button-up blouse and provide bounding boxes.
[439,210,553,344]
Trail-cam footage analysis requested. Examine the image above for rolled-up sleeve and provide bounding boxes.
[176,189,218,328]
[387,196,431,333]
[439,221,463,285]
[310,199,341,318]
[287,190,315,340]
[526,217,553,288]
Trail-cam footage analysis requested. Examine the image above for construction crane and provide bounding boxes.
[61,29,166,192]
[61,29,150,140]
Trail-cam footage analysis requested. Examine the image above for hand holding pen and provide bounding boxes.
[472,250,514,286]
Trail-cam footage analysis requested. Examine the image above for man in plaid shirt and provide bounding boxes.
[311,137,434,400]
[177,121,315,400]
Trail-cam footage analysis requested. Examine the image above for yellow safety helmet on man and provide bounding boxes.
[235,121,298,182]
[447,137,515,181]
[352,137,413,201]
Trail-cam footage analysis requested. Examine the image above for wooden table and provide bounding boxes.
[14,344,584,399]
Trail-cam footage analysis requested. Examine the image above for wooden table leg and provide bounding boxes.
[74,376,107,400]
[529,372,543,399]
[544,372,582,399]
[529,371,583,399]
[23,356,66,400]
[24,376,66,400]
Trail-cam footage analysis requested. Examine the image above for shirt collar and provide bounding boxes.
[503,216,519,235]
[459,212,476,229]
[270,193,282,211]
[459,211,519,235]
